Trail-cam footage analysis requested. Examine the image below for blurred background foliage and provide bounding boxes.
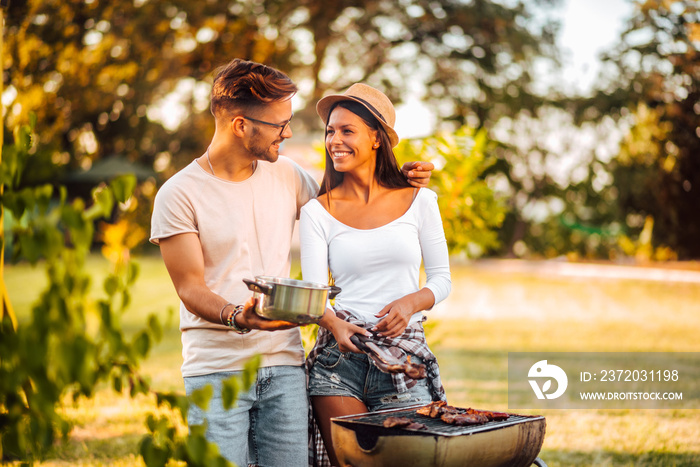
[556,0,700,260]
[2,0,699,260]
[395,127,507,257]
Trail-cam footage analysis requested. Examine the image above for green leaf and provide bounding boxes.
[61,202,84,229]
[184,430,209,464]
[99,301,112,328]
[113,375,123,393]
[15,123,33,152]
[130,375,150,397]
[0,146,18,187]
[155,391,189,418]
[213,457,233,467]
[140,436,170,467]
[127,262,140,285]
[117,288,131,310]
[221,376,240,410]
[188,422,207,439]
[104,275,120,296]
[146,414,158,433]
[64,201,95,251]
[110,174,137,203]
[88,186,114,220]
[133,332,151,357]
[34,185,54,214]
[190,384,213,411]
[148,314,163,342]
[241,354,261,390]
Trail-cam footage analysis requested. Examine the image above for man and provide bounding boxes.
[150,58,432,466]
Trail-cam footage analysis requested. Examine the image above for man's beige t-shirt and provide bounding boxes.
[150,156,318,377]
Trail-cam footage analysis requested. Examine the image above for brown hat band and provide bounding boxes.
[348,95,388,124]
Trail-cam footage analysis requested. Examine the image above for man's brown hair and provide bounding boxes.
[210,58,297,117]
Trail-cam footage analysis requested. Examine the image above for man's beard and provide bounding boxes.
[248,127,281,162]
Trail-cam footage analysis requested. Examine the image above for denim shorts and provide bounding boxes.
[184,365,308,467]
[308,338,432,411]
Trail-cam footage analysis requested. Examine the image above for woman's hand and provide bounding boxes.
[373,289,436,337]
[319,309,371,353]
[372,297,417,338]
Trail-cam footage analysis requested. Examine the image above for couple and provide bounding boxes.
[150,58,451,467]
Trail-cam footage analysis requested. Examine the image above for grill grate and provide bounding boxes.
[333,405,545,438]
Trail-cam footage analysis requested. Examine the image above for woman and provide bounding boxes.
[300,83,452,465]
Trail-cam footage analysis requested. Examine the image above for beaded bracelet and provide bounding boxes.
[227,304,250,334]
[219,302,233,326]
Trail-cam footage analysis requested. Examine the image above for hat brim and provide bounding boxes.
[316,94,400,148]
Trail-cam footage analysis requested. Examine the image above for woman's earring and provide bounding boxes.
[373,143,379,148]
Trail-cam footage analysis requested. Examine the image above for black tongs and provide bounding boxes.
[349,334,427,379]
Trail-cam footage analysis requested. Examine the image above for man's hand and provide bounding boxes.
[236,297,299,331]
[401,161,435,188]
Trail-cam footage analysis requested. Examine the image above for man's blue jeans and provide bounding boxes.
[184,365,308,467]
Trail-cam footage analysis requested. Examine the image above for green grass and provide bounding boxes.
[4,255,700,466]
[427,265,700,467]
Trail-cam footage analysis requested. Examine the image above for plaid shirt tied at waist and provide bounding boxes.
[306,307,446,401]
[306,307,447,467]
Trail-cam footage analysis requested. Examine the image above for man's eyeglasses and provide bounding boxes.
[241,114,293,135]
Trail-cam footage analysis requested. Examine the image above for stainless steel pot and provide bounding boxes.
[243,276,341,324]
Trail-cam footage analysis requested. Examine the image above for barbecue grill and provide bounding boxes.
[331,404,546,467]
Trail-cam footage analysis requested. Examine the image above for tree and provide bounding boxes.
[563,0,699,259]
[289,0,561,128]
[487,107,629,259]
[492,0,699,260]
[5,0,560,262]
[2,0,292,180]
[4,0,561,170]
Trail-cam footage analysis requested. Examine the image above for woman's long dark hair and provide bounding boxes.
[317,100,411,197]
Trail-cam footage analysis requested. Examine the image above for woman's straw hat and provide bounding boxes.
[316,83,400,148]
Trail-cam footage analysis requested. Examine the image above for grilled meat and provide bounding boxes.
[383,416,427,430]
[383,416,413,428]
[416,401,510,424]
[465,408,510,421]
[440,412,489,425]
[416,400,446,418]
[439,405,461,415]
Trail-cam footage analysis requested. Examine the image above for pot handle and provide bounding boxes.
[243,278,273,295]
[329,285,341,299]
